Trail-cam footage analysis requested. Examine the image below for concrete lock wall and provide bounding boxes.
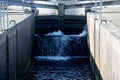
[16,14,35,80]
[0,32,7,80]
[8,27,17,80]
[87,12,120,80]
[0,13,35,80]
[87,12,96,74]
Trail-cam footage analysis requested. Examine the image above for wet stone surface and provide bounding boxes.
[24,57,94,80]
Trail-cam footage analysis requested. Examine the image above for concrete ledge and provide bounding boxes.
[7,27,17,80]
[0,13,35,80]
[0,32,7,80]
[100,22,120,80]
[87,11,120,80]
[16,14,35,80]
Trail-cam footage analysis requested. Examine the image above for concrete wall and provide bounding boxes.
[0,32,7,80]
[87,12,120,80]
[87,12,96,74]
[16,14,35,80]
[7,27,17,80]
[0,14,35,80]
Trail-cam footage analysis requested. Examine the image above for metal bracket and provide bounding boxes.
[9,20,16,26]
[101,20,107,24]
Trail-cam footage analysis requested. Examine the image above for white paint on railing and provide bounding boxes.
[0,1,8,31]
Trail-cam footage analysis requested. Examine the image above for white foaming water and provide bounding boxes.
[35,56,70,61]
[45,30,64,36]
[78,26,87,37]
[67,26,87,37]
[35,34,40,37]
[58,35,72,56]
[35,56,88,61]
[37,26,87,59]
[45,26,87,37]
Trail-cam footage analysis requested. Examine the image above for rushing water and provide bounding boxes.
[24,57,94,80]
[34,26,88,57]
[24,25,94,80]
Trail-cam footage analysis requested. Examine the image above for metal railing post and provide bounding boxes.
[0,1,5,31]
[58,3,65,16]
[91,0,93,3]
[0,2,2,30]
[99,0,102,21]
[22,0,25,11]
[94,0,102,21]
[58,3,65,30]
[98,1,102,80]
[94,0,98,20]
[6,0,9,30]
[0,1,8,31]
[3,2,5,30]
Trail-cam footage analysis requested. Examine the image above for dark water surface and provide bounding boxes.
[24,27,94,80]
[24,57,94,80]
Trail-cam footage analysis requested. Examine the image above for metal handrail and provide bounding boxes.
[94,0,102,21]
[0,1,8,31]
[99,0,102,21]
[0,1,6,31]
[8,0,116,9]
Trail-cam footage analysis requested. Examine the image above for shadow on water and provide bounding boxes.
[24,25,95,80]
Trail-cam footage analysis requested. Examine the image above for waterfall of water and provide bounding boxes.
[34,26,88,60]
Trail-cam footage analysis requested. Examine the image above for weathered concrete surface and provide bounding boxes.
[87,12,95,73]
[0,32,7,80]
[87,5,120,80]
[0,7,35,80]
[100,22,120,80]
[16,14,35,80]
[7,27,17,80]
